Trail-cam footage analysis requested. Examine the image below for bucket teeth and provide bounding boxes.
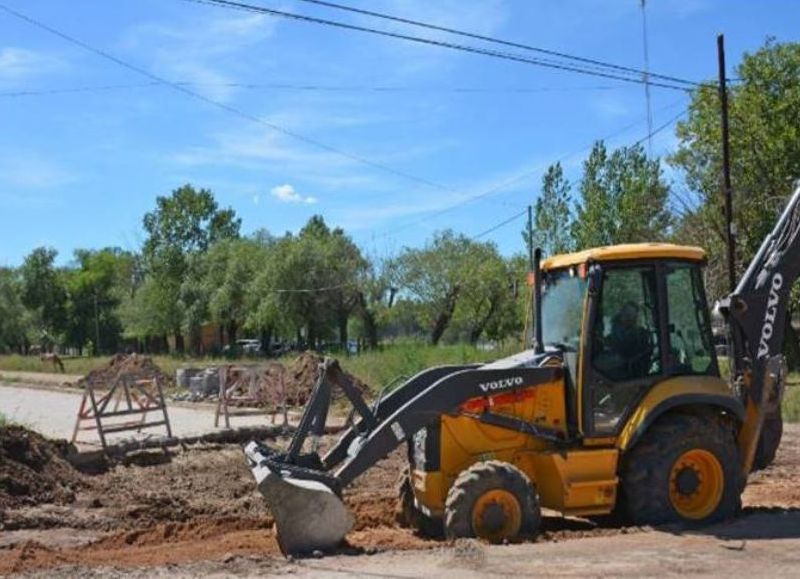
[245,442,353,555]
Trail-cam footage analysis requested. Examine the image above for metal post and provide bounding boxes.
[718,33,736,292]
[527,205,535,348]
[640,0,653,156]
[93,292,101,354]
[527,205,534,272]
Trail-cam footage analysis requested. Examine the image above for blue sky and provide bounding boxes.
[0,0,797,266]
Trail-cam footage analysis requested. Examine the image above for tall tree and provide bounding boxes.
[670,39,800,366]
[20,247,68,348]
[245,217,368,350]
[0,268,32,353]
[524,162,573,256]
[140,184,240,352]
[65,248,135,354]
[397,231,508,345]
[451,243,516,345]
[572,141,671,250]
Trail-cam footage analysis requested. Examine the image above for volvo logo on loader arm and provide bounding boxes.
[758,273,783,359]
[478,376,524,393]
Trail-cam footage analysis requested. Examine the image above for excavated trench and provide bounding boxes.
[1,424,798,575]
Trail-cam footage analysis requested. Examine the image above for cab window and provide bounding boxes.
[665,263,715,375]
[590,266,662,433]
[592,266,662,381]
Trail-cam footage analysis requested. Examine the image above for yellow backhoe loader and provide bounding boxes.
[245,184,797,556]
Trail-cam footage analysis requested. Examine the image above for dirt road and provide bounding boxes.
[0,382,271,446]
[1,424,798,577]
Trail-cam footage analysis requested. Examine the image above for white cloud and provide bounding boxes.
[0,151,74,189]
[270,184,317,204]
[121,12,278,101]
[0,47,66,87]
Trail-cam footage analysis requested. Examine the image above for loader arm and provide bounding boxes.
[719,182,800,473]
[245,355,563,554]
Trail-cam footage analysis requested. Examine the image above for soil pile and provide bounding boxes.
[285,351,368,405]
[0,426,83,510]
[77,354,171,389]
[227,352,369,408]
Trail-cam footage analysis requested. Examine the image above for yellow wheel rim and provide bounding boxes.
[470,489,522,542]
[669,449,724,520]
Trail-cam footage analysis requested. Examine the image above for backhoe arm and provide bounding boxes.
[719,182,800,473]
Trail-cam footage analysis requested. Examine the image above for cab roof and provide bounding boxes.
[541,243,706,271]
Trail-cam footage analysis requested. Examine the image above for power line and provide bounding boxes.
[0,3,451,193]
[471,208,528,240]
[374,99,688,240]
[181,0,693,91]
[291,0,699,88]
[0,81,627,98]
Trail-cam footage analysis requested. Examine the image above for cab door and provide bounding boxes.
[581,262,667,435]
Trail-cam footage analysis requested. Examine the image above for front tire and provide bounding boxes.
[444,460,540,543]
[621,412,743,525]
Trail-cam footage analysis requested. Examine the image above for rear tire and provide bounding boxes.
[621,412,743,525]
[444,460,540,542]
[752,410,783,471]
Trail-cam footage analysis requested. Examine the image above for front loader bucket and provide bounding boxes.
[245,442,353,555]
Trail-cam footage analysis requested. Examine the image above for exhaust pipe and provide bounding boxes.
[533,247,544,354]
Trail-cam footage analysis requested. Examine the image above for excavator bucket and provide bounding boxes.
[245,441,354,555]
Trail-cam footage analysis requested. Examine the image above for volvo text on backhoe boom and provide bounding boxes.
[245,183,799,556]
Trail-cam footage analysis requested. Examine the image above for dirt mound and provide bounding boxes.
[227,352,369,408]
[0,426,84,510]
[77,354,171,389]
[286,351,368,405]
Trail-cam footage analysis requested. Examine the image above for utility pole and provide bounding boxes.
[94,292,101,355]
[640,0,653,156]
[717,34,736,292]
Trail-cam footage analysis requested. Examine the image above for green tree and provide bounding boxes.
[0,268,33,353]
[245,217,368,350]
[204,238,268,348]
[670,39,800,366]
[524,162,573,256]
[20,247,68,347]
[140,184,241,352]
[397,231,510,345]
[65,248,135,354]
[450,243,516,344]
[572,141,672,250]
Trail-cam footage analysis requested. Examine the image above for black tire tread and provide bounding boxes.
[620,412,743,525]
[444,460,541,541]
[752,411,783,471]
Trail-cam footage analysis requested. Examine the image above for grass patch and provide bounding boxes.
[783,373,800,423]
[0,354,227,378]
[340,341,521,392]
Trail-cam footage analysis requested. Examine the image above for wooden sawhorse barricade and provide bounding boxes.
[214,364,287,429]
[71,377,173,450]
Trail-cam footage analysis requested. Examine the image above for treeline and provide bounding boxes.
[0,190,529,355]
[1,40,799,359]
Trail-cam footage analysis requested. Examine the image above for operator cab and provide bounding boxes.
[540,243,719,437]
